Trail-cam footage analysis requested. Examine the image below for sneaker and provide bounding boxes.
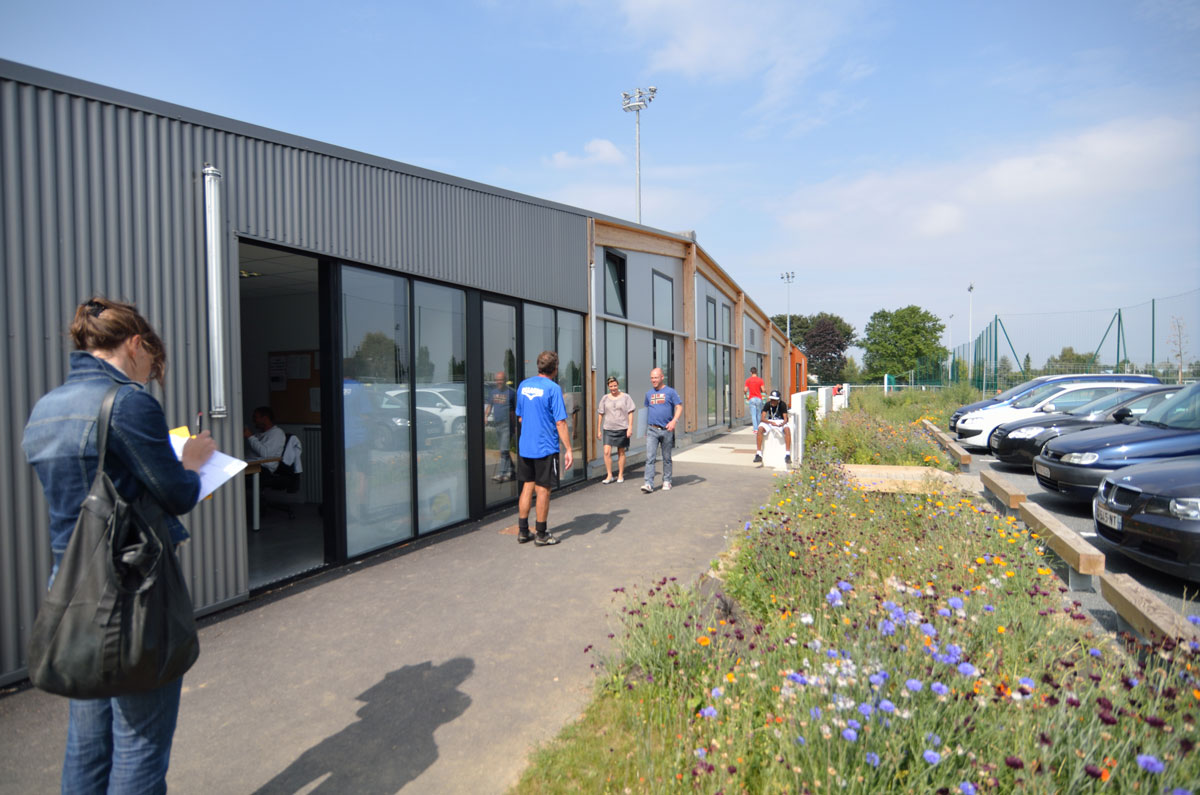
[517,529,534,544]
[662,481,672,491]
[617,476,624,483]
[534,532,560,546]
[640,483,653,494]
[753,453,762,463]
[602,476,615,484]
[785,454,792,465]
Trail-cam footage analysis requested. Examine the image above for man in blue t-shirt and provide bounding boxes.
[485,370,517,482]
[514,350,574,546]
[641,367,683,493]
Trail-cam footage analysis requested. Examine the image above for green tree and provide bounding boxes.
[839,356,863,384]
[1043,346,1094,374]
[770,312,856,349]
[861,305,947,381]
[1022,353,1032,375]
[803,316,851,383]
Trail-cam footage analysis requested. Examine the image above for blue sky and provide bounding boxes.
[4,0,1198,365]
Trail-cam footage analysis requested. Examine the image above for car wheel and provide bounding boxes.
[451,417,466,435]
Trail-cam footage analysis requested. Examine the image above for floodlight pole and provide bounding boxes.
[781,272,795,393]
[968,283,974,382]
[621,87,657,224]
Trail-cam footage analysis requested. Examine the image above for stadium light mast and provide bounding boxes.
[621,87,657,223]
[968,283,975,381]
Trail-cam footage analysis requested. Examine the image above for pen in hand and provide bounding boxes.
[194,411,202,437]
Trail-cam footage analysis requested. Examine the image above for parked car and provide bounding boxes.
[988,385,1181,466]
[1093,456,1200,581]
[948,373,1161,433]
[415,386,468,435]
[1033,383,1200,502]
[954,381,1128,446]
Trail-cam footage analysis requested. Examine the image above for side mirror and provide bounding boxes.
[1040,403,1055,413]
[1112,407,1133,423]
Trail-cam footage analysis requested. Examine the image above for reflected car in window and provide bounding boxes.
[1093,456,1200,582]
[375,389,443,449]
[988,385,1180,466]
[415,387,468,435]
[1033,383,1200,502]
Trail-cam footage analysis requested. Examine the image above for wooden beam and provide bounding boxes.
[1019,501,1105,576]
[594,223,688,259]
[682,242,698,432]
[1100,572,1200,644]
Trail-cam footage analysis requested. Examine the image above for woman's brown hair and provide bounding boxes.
[69,297,166,386]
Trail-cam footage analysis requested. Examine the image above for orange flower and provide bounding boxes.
[1100,769,1110,782]
[696,636,710,646]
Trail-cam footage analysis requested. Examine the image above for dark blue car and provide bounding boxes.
[948,373,1160,434]
[1093,456,1200,581]
[1034,383,1200,501]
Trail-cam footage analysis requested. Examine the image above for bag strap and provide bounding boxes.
[95,384,122,476]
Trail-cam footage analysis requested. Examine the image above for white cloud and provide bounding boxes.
[546,138,625,169]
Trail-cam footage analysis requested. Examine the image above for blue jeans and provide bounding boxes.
[748,397,763,432]
[62,677,182,795]
[645,425,674,486]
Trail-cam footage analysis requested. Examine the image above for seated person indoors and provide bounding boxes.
[244,406,285,473]
[753,390,792,467]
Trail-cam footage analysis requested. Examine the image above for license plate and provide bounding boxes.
[1096,504,1122,531]
[1034,461,1050,478]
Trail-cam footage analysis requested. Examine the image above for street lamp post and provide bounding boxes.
[968,283,974,382]
[947,313,954,380]
[621,87,657,224]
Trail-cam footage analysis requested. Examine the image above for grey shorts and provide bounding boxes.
[603,429,630,449]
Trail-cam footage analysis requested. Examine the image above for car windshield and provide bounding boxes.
[1012,383,1067,409]
[995,378,1045,402]
[1137,383,1200,430]
[1065,388,1145,416]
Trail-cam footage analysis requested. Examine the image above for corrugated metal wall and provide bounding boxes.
[0,61,588,684]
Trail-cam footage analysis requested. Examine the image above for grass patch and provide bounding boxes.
[512,450,1200,794]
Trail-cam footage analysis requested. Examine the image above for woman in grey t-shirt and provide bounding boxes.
[596,376,636,483]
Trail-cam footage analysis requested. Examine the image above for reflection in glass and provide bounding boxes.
[707,343,718,426]
[415,282,468,534]
[341,267,411,556]
[524,304,555,376]
[606,321,626,386]
[558,311,585,484]
[653,273,673,329]
[722,348,731,425]
[483,301,517,506]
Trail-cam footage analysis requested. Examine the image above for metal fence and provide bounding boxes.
[910,288,1199,391]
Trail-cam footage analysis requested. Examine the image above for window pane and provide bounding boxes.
[558,311,586,484]
[606,321,626,387]
[707,344,718,426]
[524,304,556,377]
[484,301,517,507]
[414,282,468,534]
[722,305,731,343]
[653,273,673,329]
[605,253,626,317]
[341,266,412,556]
[706,299,717,339]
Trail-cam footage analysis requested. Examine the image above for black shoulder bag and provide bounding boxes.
[28,385,200,698]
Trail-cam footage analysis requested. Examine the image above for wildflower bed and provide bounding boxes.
[514,453,1200,794]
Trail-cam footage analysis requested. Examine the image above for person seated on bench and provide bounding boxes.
[244,406,285,472]
[753,390,792,466]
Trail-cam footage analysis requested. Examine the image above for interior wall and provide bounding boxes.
[240,292,321,426]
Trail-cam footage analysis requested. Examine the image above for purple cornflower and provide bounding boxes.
[1018,677,1035,689]
[879,699,896,713]
[983,605,994,613]
[787,672,807,685]
[700,706,717,718]
[842,728,858,742]
[865,752,880,768]
[878,619,896,637]
[923,749,941,765]
[695,748,707,759]
[937,608,951,618]
[882,600,897,611]
[826,590,843,607]
[906,678,924,692]
[959,783,977,795]
[926,732,942,746]
[869,673,885,687]
[858,703,874,716]
[957,663,978,677]
[837,580,853,592]
[948,597,964,610]
[1089,648,1101,658]
[848,719,862,730]
[795,736,806,746]
[711,687,723,698]
[931,682,949,696]
[810,707,822,719]
[920,623,938,637]
[1187,615,1199,626]
[1136,754,1164,773]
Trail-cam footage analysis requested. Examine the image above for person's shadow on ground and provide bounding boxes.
[555,509,629,541]
[252,657,474,794]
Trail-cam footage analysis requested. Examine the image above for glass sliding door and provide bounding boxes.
[483,300,518,506]
[707,343,717,427]
[341,266,412,556]
[414,282,468,534]
[558,311,585,484]
[722,348,732,426]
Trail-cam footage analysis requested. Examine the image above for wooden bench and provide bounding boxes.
[1018,501,1105,592]
[981,470,1026,517]
[1100,572,1200,646]
[920,419,972,472]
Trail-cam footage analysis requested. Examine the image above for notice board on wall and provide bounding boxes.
[268,350,321,424]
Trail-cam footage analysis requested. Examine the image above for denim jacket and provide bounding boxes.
[22,352,201,565]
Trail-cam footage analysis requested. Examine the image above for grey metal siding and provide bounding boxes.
[0,64,588,684]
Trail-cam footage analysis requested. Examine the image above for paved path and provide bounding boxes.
[0,428,779,795]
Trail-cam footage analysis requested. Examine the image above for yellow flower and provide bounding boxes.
[726,672,736,683]
[1005,571,1015,578]
[997,626,1006,634]
[789,550,797,557]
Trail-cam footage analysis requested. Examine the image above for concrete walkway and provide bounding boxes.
[0,427,780,794]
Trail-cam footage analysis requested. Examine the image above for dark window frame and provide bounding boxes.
[706,297,717,340]
[652,269,674,329]
[604,248,627,318]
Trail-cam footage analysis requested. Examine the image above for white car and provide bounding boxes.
[955,381,1129,448]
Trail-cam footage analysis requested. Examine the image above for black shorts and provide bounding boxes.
[517,454,560,488]
[603,429,630,449]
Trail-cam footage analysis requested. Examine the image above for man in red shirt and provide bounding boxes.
[744,367,764,433]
